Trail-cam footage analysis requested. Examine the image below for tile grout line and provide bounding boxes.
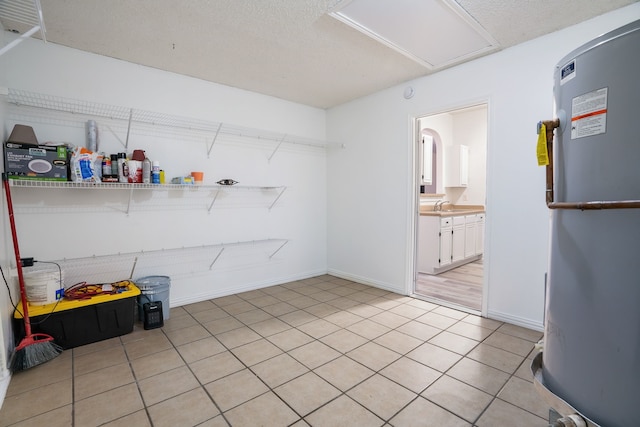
[71,347,75,427]
[196,278,541,425]
[11,275,544,426]
[158,311,232,427]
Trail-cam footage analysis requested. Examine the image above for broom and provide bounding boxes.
[3,174,63,371]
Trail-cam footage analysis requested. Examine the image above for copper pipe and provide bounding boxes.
[542,118,640,210]
[548,200,640,210]
[543,119,560,205]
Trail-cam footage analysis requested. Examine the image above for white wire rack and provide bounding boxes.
[5,88,335,155]
[9,180,287,214]
[50,239,289,285]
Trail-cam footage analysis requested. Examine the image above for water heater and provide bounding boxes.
[540,19,640,427]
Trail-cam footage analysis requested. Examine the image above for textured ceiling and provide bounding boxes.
[1,0,637,108]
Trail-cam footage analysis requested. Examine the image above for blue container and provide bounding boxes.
[135,276,171,321]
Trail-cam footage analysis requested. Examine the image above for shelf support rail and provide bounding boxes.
[206,123,223,158]
[269,187,287,211]
[269,240,288,259]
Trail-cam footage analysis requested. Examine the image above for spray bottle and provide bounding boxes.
[142,156,151,184]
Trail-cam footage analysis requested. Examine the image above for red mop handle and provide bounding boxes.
[3,176,32,336]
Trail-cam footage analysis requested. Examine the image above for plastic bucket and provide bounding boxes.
[135,275,171,320]
[23,266,63,306]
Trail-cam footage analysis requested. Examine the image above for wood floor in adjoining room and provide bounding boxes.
[415,259,483,311]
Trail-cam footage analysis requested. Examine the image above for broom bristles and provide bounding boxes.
[10,334,63,372]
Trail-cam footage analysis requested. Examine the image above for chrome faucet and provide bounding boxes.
[434,200,450,211]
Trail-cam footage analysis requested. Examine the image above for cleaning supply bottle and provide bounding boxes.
[117,152,128,183]
[142,157,151,184]
[110,154,119,176]
[102,155,112,177]
[152,161,160,184]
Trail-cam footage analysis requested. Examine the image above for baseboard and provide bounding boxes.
[170,268,328,307]
[487,309,544,332]
[0,370,10,412]
[326,268,405,295]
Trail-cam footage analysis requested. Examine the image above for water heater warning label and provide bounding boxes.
[571,87,608,139]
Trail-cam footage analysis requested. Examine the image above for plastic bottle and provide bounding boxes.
[94,153,104,180]
[86,120,98,152]
[102,155,112,177]
[142,157,151,184]
[152,161,160,184]
[110,154,119,176]
[117,152,128,183]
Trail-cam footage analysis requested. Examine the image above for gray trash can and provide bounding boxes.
[135,276,171,321]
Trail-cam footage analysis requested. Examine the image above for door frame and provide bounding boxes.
[407,99,491,317]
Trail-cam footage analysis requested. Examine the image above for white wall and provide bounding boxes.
[326,4,640,329]
[419,113,451,196]
[451,108,487,206]
[419,107,487,206]
[0,36,328,393]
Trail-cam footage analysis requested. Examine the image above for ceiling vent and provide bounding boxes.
[329,0,499,70]
[0,0,46,56]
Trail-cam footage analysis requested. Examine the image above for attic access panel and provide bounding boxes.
[0,0,46,56]
[329,0,499,70]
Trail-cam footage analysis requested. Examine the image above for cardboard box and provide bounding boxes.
[4,141,68,181]
[13,283,140,349]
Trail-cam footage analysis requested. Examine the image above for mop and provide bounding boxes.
[3,174,63,371]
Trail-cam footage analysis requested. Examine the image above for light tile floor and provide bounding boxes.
[1,275,549,426]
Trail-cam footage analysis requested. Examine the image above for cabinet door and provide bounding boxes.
[418,216,441,273]
[459,145,469,186]
[439,226,452,266]
[445,144,469,187]
[465,215,477,258]
[475,214,485,255]
[452,224,465,262]
[450,216,465,262]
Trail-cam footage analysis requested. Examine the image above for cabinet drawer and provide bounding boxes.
[440,218,452,227]
[452,216,466,226]
[465,214,477,223]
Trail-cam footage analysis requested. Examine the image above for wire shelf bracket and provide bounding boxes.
[209,247,225,270]
[268,135,287,163]
[4,89,336,151]
[269,240,289,259]
[269,187,287,211]
[206,123,223,158]
[206,188,222,213]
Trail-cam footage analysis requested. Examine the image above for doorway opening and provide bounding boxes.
[413,103,488,314]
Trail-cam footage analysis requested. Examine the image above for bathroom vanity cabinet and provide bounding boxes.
[418,211,484,274]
